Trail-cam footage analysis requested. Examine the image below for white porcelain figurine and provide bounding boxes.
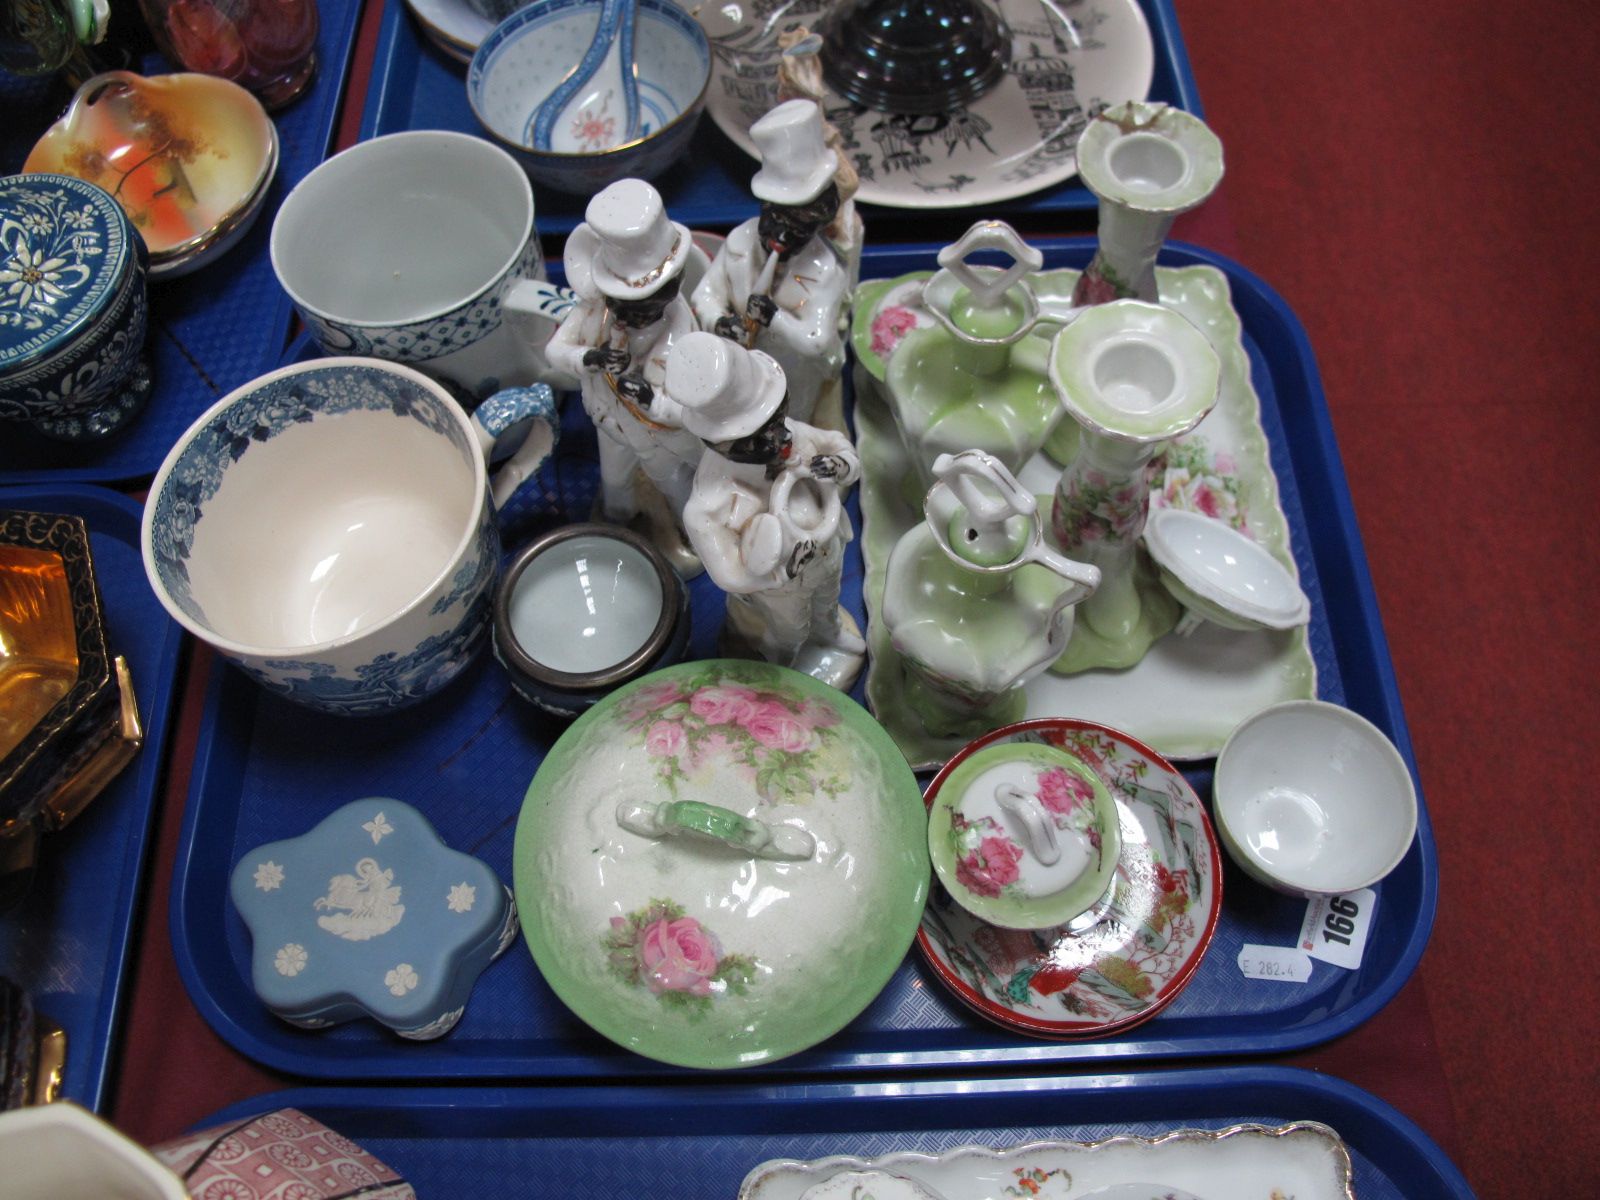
[546,179,704,535]
[691,99,850,428]
[667,331,866,690]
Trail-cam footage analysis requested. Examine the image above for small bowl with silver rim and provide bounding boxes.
[492,522,690,717]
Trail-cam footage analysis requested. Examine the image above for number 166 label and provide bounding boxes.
[1298,887,1377,970]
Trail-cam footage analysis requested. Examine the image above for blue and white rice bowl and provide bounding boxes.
[467,0,710,195]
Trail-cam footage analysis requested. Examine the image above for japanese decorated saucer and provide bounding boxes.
[917,718,1222,1040]
[696,0,1153,209]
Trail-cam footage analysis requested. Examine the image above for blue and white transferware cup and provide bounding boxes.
[270,130,575,399]
[0,172,152,441]
[141,358,560,715]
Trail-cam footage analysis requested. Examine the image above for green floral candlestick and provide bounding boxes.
[1047,300,1219,674]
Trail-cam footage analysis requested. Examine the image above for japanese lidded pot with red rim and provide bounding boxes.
[512,659,928,1068]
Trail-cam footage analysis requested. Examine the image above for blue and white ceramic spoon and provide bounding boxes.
[529,0,640,152]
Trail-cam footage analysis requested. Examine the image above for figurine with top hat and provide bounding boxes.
[547,179,704,552]
[667,331,866,690]
[691,99,850,429]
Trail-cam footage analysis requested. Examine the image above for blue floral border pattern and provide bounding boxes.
[148,364,473,628]
[298,240,545,362]
[430,506,496,617]
[244,589,493,715]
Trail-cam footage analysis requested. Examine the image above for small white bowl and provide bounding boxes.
[1213,700,1417,896]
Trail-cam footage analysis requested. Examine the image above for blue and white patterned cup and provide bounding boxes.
[0,173,153,442]
[141,358,559,715]
[269,131,573,399]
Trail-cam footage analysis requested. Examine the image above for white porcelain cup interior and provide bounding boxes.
[152,364,484,656]
[270,130,535,326]
[1215,701,1418,893]
[1107,130,1190,192]
[1091,334,1180,413]
[0,1103,187,1200]
[509,533,664,675]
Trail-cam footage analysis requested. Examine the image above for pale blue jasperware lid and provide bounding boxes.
[230,798,517,1037]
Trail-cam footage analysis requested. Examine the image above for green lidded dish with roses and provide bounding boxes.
[929,741,1120,930]
[512,658,929,1069]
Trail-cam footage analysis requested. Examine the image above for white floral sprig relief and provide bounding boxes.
[385,964,419,996]
[274,943,308,977]
[362,812,394,843]
[446,883,476,913]
[253,860,285,891]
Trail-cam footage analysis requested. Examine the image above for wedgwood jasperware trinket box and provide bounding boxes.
[230,798,518,1038]
[513,659,928,1068]
[0,173,152,442]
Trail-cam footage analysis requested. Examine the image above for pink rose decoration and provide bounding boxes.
[1037,766,1095,816]
[955,835,1024,898]
[743,701,815,753]
[1072,266,1123,306]
[690,683,759,725]
[638,915,722,996]
[627,680,685,717]
[870,305,916,355]
[644,720,685,757]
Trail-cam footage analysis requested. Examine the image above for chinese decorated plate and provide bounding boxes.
[512,659,929,1069]
[917,719,1222,1040]
[695,0,1153,209]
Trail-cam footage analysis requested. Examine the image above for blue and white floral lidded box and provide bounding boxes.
[0,172,153,441]
[230,798,518,1039]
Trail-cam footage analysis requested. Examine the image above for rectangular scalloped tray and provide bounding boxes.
[193,1068,1474,1198]
[0,0,363,486]
[363,0,1202,234]
[170,239,1435,1082]
[0,485,184,1110]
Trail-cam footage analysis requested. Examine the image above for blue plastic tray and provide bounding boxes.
[0,0,364,486]
[169,239,1436,1081]
[196,1067,1474,1198]
[0,484,185,1110]
[360,0,1203,235]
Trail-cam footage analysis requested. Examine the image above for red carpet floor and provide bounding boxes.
[1177,1,1600,1189]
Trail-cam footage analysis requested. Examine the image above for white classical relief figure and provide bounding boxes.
[314,857,405,941]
